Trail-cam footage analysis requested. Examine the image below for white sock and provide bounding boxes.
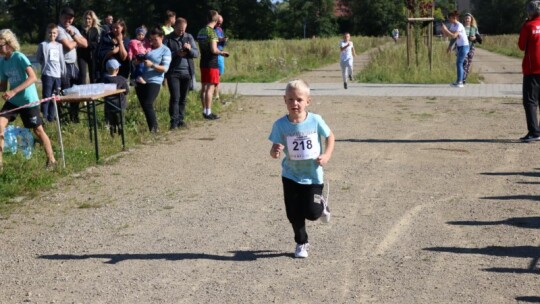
[204,108,209,115]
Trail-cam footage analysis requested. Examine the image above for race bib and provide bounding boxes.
[49,49,60,62]
[286,133,320,160]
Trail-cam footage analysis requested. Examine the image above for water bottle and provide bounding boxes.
[3,125,17,154]
[17,128,34,159]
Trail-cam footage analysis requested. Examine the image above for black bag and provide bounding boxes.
[475,33,483,44]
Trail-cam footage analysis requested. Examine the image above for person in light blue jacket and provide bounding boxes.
[134,26,171,133]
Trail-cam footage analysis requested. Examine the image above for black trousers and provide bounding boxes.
[135,83,161,132]
[61,63,80,123]
[523,75,540,137]
[166,73,191,127]
[282,177,324,244]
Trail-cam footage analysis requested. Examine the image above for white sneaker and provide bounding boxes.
[450,82,464,88]
[295,243,310,258]
[320,196,331,223]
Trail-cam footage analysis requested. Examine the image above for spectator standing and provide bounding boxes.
[165,17,199,130]
[57,7,88,123]
[78,10,101,84]
[462,13,478,84]
[36,23,65,122]
[102,14,113,33]
[339,32,356,90]
[134,26,171,133]
[102,58,129,135]
[162,10,176,35]
[196,10,229,120]
[441,11,469,88]
[128,26,151,85]
[214,15,228,102]
[0,29,56,169]
[97,19,130,79]
[518,0,540,142]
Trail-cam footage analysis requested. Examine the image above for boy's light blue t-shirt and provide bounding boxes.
[0,51,39,107]
[269,112,331,185]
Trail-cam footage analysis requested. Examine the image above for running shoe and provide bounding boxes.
[295,243,310,258]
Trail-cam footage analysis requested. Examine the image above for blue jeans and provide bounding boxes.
[456,45,470,83]
[41,75,61,122]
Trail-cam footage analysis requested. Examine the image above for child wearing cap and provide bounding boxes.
[128,26,151,85]
[103,58,129,135]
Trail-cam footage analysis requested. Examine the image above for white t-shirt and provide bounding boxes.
[449,22,469,47]
[340,40,354,62]
[56,24,82,63]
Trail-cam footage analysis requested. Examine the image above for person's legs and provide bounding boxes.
[136,83,161,132]
[304,183,325,221]
[456,45,469,83]
[203,83,215,111]
[167,75,181,129]
[33,125,56,164]
[41,74,55,121]
[215,55,225,99]
[64,63,80,123]
[340,60,347,83]
[523,75,540,137]
[19,106,55,165]
[282,177,308,245]
[463,45,475,82]
[178,74,191,124]
[347,59,354,81]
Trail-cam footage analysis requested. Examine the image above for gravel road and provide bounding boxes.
[1,47,538,304]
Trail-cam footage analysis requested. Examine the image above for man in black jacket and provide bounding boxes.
[164,17,199,129]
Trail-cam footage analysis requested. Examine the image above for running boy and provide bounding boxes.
[339,32,356,90]
[0,29,56,169]
[269,79,335,258]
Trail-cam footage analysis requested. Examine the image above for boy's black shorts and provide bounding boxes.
[0,102,43,129]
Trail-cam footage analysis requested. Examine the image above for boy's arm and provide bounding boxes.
[270,143,284,159]
[316,131,335,166]
[2,66,36,101]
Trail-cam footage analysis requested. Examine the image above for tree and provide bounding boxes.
[276,0,338,38]
[471,0,526,34]
[348,0,405,36]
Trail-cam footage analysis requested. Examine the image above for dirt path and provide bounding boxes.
[1,48,538,303]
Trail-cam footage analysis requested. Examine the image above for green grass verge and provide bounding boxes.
[356,40,480,84]
[477,34,522,58]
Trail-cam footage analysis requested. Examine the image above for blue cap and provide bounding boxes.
[106,58,121,70]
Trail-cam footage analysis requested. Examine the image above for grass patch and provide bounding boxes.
[478,34,521,58]
[219,36,388,82]
[0,88,224,215]
[356,41,479,84]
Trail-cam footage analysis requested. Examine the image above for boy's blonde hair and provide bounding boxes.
[0,29,20,51]
[285,79,310,95]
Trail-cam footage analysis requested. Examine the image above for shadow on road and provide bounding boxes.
[337,138,515,144]
[38,250,292,264]
[516,296,540,303]
[480,195,540,202]
[447,217,540,229]
[424,245,540,259]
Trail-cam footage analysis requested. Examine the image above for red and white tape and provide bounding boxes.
[0,96,60,116]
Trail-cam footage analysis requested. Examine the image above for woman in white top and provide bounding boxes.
[441,11,470,87]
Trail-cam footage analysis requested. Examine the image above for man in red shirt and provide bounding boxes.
[519,0,540,142]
